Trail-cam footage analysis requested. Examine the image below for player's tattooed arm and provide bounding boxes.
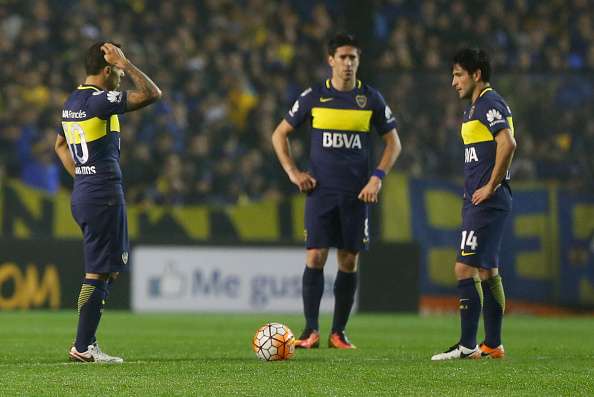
[272,119,317,193]
[54,134,75,177]
[472,128,516,205]
[358,129,401,203]
[101,43,162,111]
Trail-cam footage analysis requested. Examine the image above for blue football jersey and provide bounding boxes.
[285,79,397,193]
[60,85,128,204]
[461,87,514,209]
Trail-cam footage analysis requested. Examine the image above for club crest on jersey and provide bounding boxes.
[122,251,129,265]
[468,105,475,118]
[355,95,367,108]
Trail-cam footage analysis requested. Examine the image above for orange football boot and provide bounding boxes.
[294,329,320,349]
[479,343,505,358]
[328,331,356,349]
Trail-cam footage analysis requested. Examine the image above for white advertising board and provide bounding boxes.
[132,246,345,312]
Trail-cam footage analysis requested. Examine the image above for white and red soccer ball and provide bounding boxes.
[252,323,295,361]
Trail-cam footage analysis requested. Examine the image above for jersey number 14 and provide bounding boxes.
[460,230,478,251]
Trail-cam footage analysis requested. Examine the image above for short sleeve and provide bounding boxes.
[478,101,511,135]
[371,91,397,135]
[284,88,313,129]
[87,90,128,118]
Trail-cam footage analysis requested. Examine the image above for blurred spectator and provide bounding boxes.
[1,0,592,204]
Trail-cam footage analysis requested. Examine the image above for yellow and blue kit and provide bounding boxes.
[60,84,129,273]
[458,87,514,268]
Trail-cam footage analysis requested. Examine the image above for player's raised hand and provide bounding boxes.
[101,43,128,69]
[358,177,382,203]
[289,170,317,193]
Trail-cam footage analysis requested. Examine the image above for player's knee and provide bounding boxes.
[306,249,328,269]
[337,250,358,272]
[478,267,498,281]
[454,262,478,280]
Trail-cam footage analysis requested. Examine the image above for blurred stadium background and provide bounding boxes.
[1,0,593,316]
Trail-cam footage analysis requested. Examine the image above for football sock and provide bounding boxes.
[302,266,324,331]
[482,274,505,347]
[90,276,113,346]
[458,277,483,349]
[331,271,357,333]
[74,278,107,352]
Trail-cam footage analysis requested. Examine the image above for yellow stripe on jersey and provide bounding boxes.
[77,85,101,91]
[311,107,372,132]
[62,115,119,144]
[479,87,493,97]
[507,116,514,136]
[461,120,494,144]
[110,114,121,133]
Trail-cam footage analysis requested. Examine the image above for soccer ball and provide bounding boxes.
[252,322,295,361]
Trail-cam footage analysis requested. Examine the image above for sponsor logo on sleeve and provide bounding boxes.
[107,91,123,103]
[486,108,505,127]
[385,105,395,123]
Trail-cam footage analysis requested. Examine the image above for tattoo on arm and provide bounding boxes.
[124,62,162,111]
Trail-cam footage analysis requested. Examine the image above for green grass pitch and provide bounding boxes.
[0,311,593,396]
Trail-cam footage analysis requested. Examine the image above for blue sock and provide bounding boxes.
[458,278,483,349]
[90,277,114,346]
[331,271,357,333]
[302,267,324,331]
[74,279,107,352]
[482,275,505,347]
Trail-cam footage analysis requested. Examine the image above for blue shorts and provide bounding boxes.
[71,203,129,274]
[456,204,510,269]
[304,188,369,252]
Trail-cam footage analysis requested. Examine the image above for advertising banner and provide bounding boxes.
[0,239,129,310]
[132,246,340,312]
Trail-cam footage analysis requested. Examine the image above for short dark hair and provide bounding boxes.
[452,48,491,82]
[327,33,361,56]
[85,41,121,75]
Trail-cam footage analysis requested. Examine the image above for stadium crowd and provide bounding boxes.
[0,0,592,205]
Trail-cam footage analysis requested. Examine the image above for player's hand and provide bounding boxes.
[472,183,498,205]
[101,43,128,69]
[289,170,317,193]
[358,176,382,203]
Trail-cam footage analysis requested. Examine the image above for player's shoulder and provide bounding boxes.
[358,81,387,103]
[300,82,327,98]
[476,88,511,116]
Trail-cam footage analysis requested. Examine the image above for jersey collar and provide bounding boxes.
[77,84,102,91]
[325,79,362,92]
[479,86,493,98]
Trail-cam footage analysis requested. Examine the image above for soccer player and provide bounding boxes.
[55,42,161,363]
[271,33,401,349]
[431,48,516,360]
